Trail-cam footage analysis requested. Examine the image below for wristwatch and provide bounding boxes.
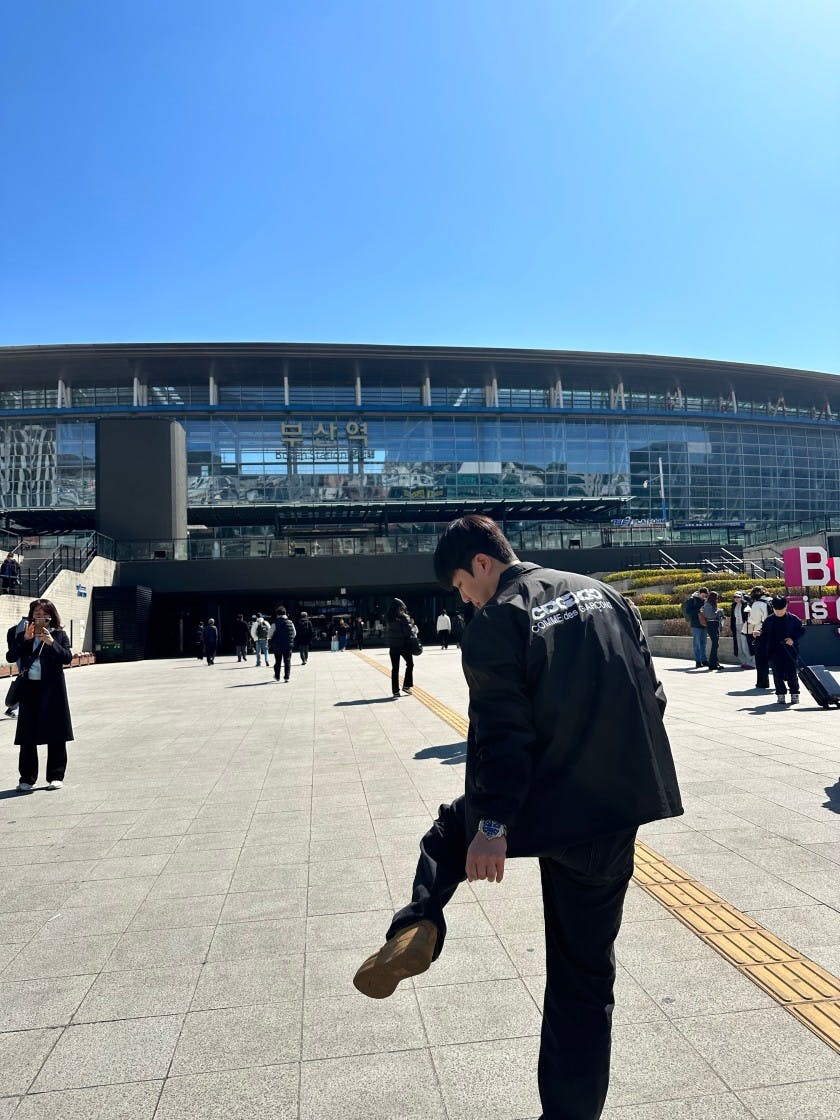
[478,818,508,840]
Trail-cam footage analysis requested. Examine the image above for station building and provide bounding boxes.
[1,342,837,653]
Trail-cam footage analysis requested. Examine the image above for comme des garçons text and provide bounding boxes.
[530,587,613,633]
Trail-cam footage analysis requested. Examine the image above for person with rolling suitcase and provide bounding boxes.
[761,596,803,705]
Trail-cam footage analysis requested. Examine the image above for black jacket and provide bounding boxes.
[296,619,314,646]
[461,563,682,856]
[269,617,296,653]
[203,625,219,653]
[232,619,250,645]
[762,612,804,660]
[386,614,414,650]
[683,594,705,626]
[12,629,74,746]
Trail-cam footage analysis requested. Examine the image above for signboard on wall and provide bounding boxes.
[783,546,840,623]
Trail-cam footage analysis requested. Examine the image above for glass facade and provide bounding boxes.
[1,410,839,527]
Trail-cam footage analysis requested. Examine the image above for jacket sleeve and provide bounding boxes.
[268,624,276,642]
[465,609,537,828]
[622,596,667,715]
[288,622,296,641]
[46,630,72,665]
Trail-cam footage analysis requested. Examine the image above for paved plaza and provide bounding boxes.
[1,646,840,1118]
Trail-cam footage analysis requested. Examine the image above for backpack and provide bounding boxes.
[256,620,269,640]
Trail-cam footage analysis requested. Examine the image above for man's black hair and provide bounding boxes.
[433,515,517,589]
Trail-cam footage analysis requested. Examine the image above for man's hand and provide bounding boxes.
[466,831,507,883]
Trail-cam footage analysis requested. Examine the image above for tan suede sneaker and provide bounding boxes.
[353,919,438,999]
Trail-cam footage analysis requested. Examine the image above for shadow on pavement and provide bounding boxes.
[226,681,276,688]
[822,781,840,814]
[335,697,399,706]
[414,742,467,765]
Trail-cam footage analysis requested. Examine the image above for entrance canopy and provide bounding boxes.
[271,497,630,530]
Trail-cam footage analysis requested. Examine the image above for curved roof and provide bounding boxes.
[0,341,837,405]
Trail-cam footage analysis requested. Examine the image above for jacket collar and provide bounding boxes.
[492,561,540,598]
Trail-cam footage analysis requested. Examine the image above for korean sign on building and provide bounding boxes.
[275,419,375,464]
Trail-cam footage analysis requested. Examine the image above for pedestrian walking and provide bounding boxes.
[762,596,804,705]
[701,591,725,671]
[386,598,417,697]
[296,611,314,664]
[436,609,452,650]
[203,619,219,665]
[682,587,709,667]
[451,611,464,649]
[336,618,349,651]
[351,617,365,650]
[746,586,773,689]
[232,612,250,662]
[1,552,21,594]
[10,599,74,792]
[252,614,271,667]
[354,515,682,1120]
[193,622,205,659]
[269,606,296,682]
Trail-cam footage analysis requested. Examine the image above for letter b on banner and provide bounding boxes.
[784,547,834,587]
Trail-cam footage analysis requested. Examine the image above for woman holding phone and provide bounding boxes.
[11,598,74,791]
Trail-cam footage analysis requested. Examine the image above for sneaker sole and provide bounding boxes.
[353,947,433,999]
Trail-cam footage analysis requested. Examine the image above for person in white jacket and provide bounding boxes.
[251,614,271,668]
[436,610,452,650]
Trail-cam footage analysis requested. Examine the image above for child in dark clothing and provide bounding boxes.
[762,596,804,705]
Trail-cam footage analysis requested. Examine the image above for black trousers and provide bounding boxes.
[19,740,67,785]
[771,653,798,696]
[273,651,291,680]
[706,621,720,669]
[754,639,770,688]
[438,631,450,649]
[389,648,413,694]
[387,797,636,1120]
[298,644,310,664]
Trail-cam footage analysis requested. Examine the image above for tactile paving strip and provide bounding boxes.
[352,652,840,1054]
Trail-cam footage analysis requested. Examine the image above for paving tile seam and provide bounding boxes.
[350,653,840,1058]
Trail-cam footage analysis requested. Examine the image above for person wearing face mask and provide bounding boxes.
[11,598,74,792]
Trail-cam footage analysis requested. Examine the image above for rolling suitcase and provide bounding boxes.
[797,660,840,709]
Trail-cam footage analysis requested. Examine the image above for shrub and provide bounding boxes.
[625,572,706,589]
[631,593,672,605]
[603,568,705,583]
[661,617,691,636]
[671,578,785,600]
[636,604,685,620]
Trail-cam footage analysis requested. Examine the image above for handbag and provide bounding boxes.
[4,674,22,708]
[330,638,339,652]
[4,640,41,708]
[406,628,423,657]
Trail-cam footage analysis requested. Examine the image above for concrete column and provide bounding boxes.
[283,360,290,406]
[354,362,362,406]
[208,361,218,406]
[57,378,71,408]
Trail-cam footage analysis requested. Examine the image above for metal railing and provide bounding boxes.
[3,532,114,598]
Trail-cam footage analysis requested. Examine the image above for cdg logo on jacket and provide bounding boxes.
[530,587,613,632]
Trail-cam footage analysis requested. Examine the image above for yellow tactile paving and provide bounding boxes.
[351,650,840,1054]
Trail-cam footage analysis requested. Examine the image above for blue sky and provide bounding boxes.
[1,1,838,371]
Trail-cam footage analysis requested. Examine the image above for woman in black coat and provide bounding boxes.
[11,598,74,792]
[385,597,416,698]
